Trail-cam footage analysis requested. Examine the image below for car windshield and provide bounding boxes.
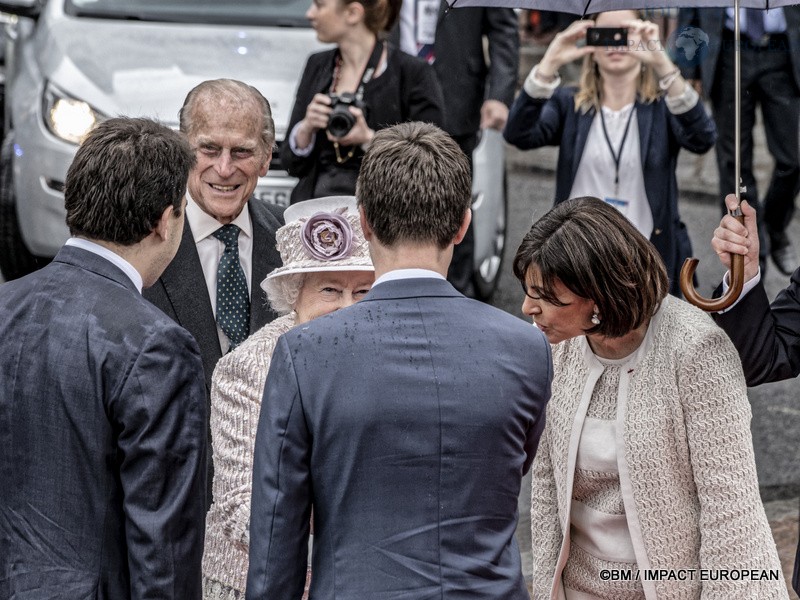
[64,0,310,27]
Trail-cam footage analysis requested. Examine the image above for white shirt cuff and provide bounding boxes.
[717,267,761,313]
[289,121,315,156]
[664,83,699,115]
[523,64,561,99]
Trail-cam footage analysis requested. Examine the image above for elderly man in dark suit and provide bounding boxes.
[0,117,207,599]
[711,193,800,595]
[246,122,552,599]
[390,4,519,296]
[144,80,284,503]
[678,7,800,275]
[145,79,284,391]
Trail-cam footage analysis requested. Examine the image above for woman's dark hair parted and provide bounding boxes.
[514,197,669,337]
[64,117,195,246]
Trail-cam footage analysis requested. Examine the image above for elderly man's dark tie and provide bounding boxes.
[212,224,249,349]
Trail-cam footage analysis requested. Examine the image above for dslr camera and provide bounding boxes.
[327,93,367,138]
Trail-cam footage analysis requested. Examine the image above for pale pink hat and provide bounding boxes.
[260,196,373,292]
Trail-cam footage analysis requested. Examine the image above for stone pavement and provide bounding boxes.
[513,43,798,598]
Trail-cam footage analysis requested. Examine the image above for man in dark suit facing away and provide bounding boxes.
[246,122,552,599]
[0,117,208,599]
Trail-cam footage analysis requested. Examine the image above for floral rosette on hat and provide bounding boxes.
[300,208,354,261]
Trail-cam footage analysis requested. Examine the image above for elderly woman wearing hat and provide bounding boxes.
[201,196,374,600]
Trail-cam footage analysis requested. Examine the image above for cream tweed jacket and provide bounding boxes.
[202,313,296,594]
[531,296,787,600]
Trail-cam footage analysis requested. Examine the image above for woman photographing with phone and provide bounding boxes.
[504,10,716,297]
[281,0,444,204]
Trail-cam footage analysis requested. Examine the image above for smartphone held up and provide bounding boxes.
[585,27,628,47]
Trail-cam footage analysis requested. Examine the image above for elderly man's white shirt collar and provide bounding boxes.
[65,237,144,293]
[186,192,253,242]
[373,268,445,287]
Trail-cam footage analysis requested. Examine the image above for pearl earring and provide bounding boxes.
[591,312,601,325]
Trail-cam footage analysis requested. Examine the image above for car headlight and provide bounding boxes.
[43,84,104,145]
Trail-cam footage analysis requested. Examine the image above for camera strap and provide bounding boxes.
[353,40,384,105]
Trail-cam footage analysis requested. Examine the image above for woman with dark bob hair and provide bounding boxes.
[514,197,786,600]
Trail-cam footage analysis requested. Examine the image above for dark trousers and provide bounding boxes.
[446,132,478,297]
[711,33,800,253]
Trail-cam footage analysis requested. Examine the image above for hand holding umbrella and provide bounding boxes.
[711,194,760,283]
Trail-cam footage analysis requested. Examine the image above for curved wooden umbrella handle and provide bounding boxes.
[680,214,746,312]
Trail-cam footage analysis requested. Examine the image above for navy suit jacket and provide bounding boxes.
[713,270,800,595]
[0,246,208,599]
[246,278,552,599]
[504,88,716,295]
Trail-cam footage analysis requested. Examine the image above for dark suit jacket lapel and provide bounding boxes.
[572,108,595,184]
[248,200,283,333]
[160,219,221,382]
[636,100,653,172]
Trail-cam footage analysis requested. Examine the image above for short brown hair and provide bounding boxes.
[356,122,471,249]
[65,117,195,245]
[513,197,668,337]
[179,79,274,154]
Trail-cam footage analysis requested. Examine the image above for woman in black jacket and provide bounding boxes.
[281,0,445,203]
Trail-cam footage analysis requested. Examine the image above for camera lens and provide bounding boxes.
[327,109,356,138]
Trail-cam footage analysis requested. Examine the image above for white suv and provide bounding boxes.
[0,0,506,299]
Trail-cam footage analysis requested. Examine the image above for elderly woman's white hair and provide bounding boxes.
[264,273,306,316]
[261,196,373,314]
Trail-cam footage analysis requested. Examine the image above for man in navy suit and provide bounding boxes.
[0,118,208,598]
[246,122,552,599]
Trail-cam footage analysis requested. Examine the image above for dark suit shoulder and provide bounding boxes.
[248,196,285,228]
[389,46,434,74]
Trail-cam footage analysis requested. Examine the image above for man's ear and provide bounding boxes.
[153,205,175,242]
[453,208,472,245]
[359,205,374,242]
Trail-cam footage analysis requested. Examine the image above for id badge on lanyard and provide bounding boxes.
[416,0,438,45]
[604,196,630,216]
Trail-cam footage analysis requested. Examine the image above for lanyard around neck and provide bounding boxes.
[332,40,384,104]
[599,104,635,196]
